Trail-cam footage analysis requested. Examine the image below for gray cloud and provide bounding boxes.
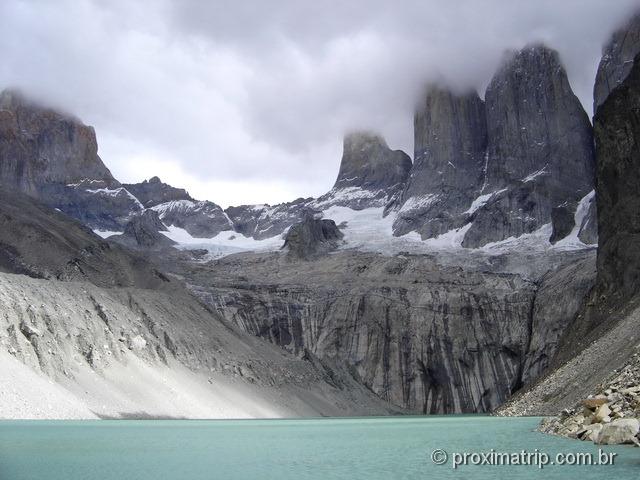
[0,0,638,206]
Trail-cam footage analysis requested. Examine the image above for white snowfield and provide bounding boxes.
[94,189,596,258]
[85,186,145,210]
[160,193,596,258]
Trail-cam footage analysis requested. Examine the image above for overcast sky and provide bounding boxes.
[0,1,638,207]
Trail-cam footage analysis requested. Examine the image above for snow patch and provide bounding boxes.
[93,230,122,239]
[398,194,439,214]
[423,223,473,249]
[552,190,597,250]
[312,187,385,209]
[161,226,285,259]
[522,165,548,183]
[480,223,554,254]
[464,189,507,215]
[85,187,144,210]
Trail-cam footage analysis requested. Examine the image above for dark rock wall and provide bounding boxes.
[393,87,487,237]
[594,53,640,303]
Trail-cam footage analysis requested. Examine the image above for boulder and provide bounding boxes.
[550,202,577,244]
[595,418,640,445]
[583,397,608,409]
[578,423,603,442]
[594,403,612,423]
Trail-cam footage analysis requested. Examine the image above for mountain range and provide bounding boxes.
[1,12,640,420]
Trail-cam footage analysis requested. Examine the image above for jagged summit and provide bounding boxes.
[594,11,640,112]
[391,44,595,248]
[123,176,192,208]
[112,209,175,249]
[463,43,595,247]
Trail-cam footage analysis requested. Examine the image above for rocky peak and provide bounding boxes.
[594,12,640,112]
[392,85,487,237]
[484,44,593,189]
[461,44,595,247]
[333,131,411,192]
[409,85,487,196]
[0,88,116,195]
[392,44,594,247]
[283,213,344,260]
[123,177,192,208]
[313,131,411,211]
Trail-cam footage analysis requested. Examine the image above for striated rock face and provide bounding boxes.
[315,131,412,210]
[283,215,343,259]
[594,12,640,112]
[594,52,640,302]
[0,89,116,194]
[152,199,233,238]
[123,176,192,208]
[184,250,595,414]
[521,256,596,385]
[462,45,595,247]
[394,86,486,237]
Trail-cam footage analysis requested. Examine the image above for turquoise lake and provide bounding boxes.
[0,416,638,479]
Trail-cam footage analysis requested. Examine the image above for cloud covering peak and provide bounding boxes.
[0,0,637,206]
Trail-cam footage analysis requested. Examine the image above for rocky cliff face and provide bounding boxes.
[594,12,640,112]
[152,200,233,238]
[390,45,595,248]
[462,45,595,247]
[594,52,640,303]
[0,89,147,231]
[498,38,640,421]
[314,131,411,210]
[183,249,594,414]
[393,86,486,237]
[0,89,116,194]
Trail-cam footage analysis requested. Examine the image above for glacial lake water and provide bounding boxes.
[0,416,638,479]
